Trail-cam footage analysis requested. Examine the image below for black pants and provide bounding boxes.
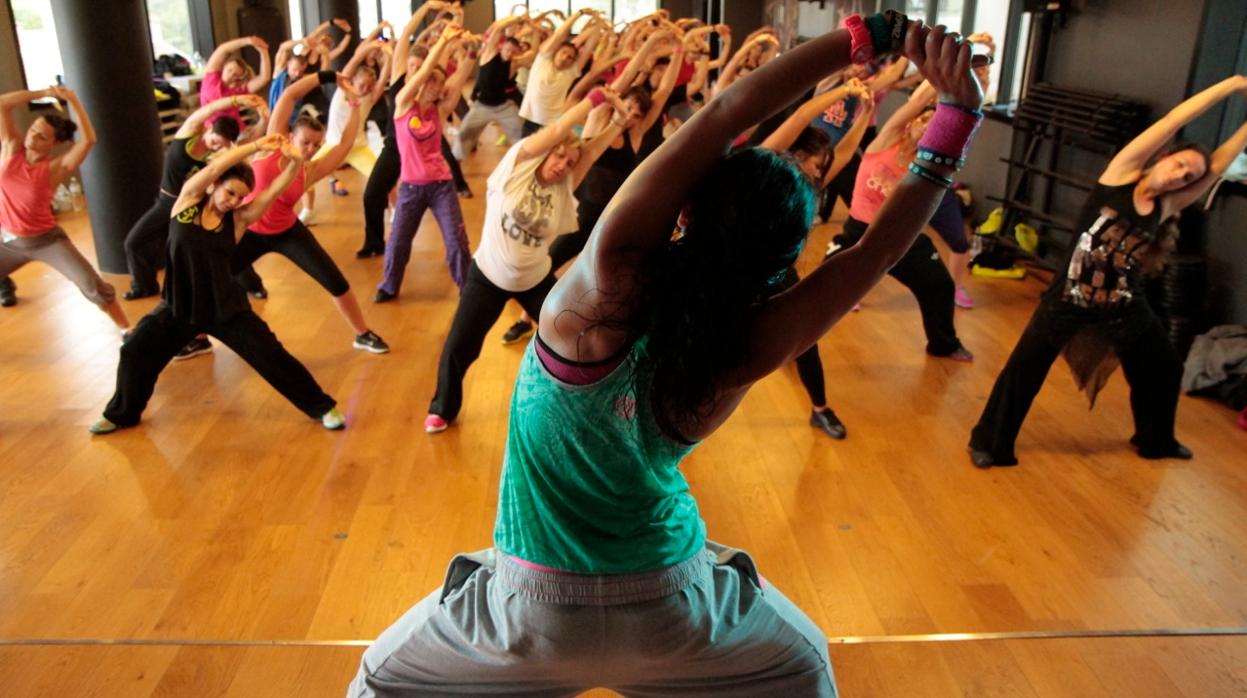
[831,217,962,356]
[969,296,1182,463]
[123,193,176,293]
[441,135,469,192]
[547,199,605,271]
[820,152,861,221]
[429,261,557,422]
[362,141,401,253]
[522,118,542,137]
[774,267,827,408]
[232,223,350,297]
[104,304,336,426]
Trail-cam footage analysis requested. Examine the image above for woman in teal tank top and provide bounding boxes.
[351,13,986,697]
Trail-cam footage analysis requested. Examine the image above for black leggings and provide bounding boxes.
[123,193,176,293]
[429,261,557,422]
[969,295,1182,463]
[831,217,962,356]
[104,304,335,426]
[363,141,401,253]
[232,223,350,297]
[820,151,862,221]
[441,135,469,192]
[774,267,828,408]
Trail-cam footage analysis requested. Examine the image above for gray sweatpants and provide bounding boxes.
[347,543,837,697]
[0,227,115,306]
[453,101,525,160]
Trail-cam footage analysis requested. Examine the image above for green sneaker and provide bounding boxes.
[322,407,346,430]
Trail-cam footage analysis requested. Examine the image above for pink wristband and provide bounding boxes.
[588,89,606,108]
[843,15,873,64]
[918,103,983,161]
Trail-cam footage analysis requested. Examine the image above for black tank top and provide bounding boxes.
[1049,181,1162,310]
[575,136,642,208]
[473,55,513,107]
[382,76,405,150]
[159,137,208,197]
[162,197,249,326]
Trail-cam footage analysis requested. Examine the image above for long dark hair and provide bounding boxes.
[632,147,816,440]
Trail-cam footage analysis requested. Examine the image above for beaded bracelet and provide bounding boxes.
[916,147,966,170]
[908,161,954,188]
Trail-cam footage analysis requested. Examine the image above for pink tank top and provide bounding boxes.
[849,144,906,224]
[246,152,306,235]
[395,103,450,185]
[200,71,247,130]
[0,148,57,235]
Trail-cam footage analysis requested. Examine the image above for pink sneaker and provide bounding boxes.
[424,414,448,433]
[954,287,974,309]
[1238,407,1247,431]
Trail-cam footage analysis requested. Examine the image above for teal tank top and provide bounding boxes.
[493,338,706,574]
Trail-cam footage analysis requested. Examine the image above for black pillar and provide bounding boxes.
[316,0,361,70]
[49,0,163,274]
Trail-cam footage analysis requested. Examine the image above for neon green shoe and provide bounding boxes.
[322,407,346,430]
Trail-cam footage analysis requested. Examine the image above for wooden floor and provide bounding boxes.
[1,133,1244,697]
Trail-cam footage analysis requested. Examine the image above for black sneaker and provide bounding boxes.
[355,246,384,259]
[810,408,847,439]
[250,286,268,300]
[0,276,15,307]
[353,330,390,354]
[457,186,474,199]
[501,319,534,345]
[173,337,213,361]
[374,289,396,303]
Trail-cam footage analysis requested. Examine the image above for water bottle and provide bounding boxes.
[68,176,84,212]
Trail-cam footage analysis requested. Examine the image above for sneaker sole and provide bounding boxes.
[501,332,533,345]
[353,341,390,354]
[425,424,448,433]
[173,347,213,361]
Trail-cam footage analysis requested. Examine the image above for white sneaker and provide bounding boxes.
[298,208,315,226]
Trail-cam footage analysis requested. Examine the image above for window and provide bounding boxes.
[146,0,195,60]
[359,1,379,34]
[970,0,1011,106]
[288,0,304,38]
[10,0,63,88]
[493,1,658,24]
[380,0,414,25]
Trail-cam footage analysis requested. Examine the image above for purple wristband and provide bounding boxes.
[588,89,606,108]
[918,103,983,161]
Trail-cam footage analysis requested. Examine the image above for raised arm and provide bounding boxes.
[539,9,585,55]
[760,81,858,152]
[392,1,444,86]
[632,46,683,136]
[867,55,910,93]
[268,72,338,137]
[206,37,254,73]
[572,101,629,189]
[738,26,981,386]
[0,88,48,154]
[480,13,527,63]
[247,38,273,94]
[868,79,936,152]
[307,95,365,182]
[236,142,304,228]
[47,87,94,186]
[439,39,478,118]
[395,25,460,116]
[177,94,267,139]
[273,39,299,74]
[517,91,600,162]
[706,25,732,69]
[1103,75,1247,185]
[609,29,671,93]
[1162,117,1247,215]
[173,135,282,212]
